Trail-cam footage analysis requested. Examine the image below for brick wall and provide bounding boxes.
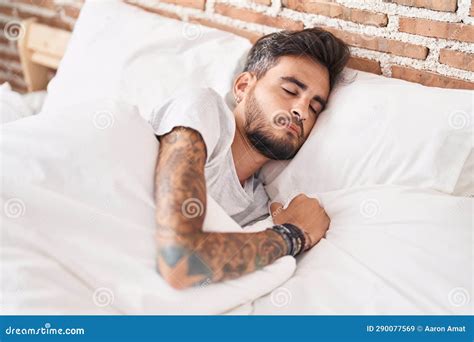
[1,0,473,92]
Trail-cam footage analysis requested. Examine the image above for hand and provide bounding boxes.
[270,194,330,251]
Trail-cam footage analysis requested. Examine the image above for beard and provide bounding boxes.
[243,90,303,160]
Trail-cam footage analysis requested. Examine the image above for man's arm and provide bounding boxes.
[154,126,288,289]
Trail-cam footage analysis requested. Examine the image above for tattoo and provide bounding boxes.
[159,245,187,268]
[154,127,288,289]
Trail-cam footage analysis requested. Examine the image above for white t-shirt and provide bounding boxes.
[149,87,270,227]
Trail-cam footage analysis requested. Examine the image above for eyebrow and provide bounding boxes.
[280,76,327,109]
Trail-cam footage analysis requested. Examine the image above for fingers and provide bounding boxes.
[299,193,324,209]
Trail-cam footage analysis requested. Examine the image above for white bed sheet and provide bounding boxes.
[229,186,473,315]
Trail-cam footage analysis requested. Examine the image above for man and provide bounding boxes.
[151,28,350,289]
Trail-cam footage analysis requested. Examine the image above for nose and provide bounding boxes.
[290,107,307,123]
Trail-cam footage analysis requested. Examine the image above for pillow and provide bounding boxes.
[0,82,34,124]
[261,69,473,203]
[0,99,295,314]
[453,150,473,197]
[41,0,251,121]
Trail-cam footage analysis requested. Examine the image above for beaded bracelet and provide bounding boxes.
[282,223,306,255]
[270,225,294,256]
[270,223,306,257]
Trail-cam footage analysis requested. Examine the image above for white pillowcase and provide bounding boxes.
[261,70,473,203]
[41,0,251,121]
[453,150,473,197]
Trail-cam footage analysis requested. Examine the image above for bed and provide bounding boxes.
[1,0,472,315]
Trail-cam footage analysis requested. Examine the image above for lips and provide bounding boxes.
[287,123,300,136]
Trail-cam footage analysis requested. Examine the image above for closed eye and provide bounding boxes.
[283,87,319,117]
[282,88,296,96]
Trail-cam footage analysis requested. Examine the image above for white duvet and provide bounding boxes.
[1,100,472,315]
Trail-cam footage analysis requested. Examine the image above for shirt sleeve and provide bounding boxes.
[149,88,222,162]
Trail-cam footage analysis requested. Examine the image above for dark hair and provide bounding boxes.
[243,28,350,89]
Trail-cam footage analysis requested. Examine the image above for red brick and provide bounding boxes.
[1,60,22,74]
[0,64,23,78]
[283,0,388,27]
[389,0,457,12]
[160,0,206,10]
[190,17,263,43]
[15,9,74,31]
[346,56,382,75]
[324,27,429,59]
[0,73,27,92]
[215,3,304,31]
[391,65,474,90]
[0,35,12,44]
[439,49,474,72]
[0,5,15,16]
[471,0,474,16]
[125,1,181,21]
[15,0,57,10]
[0,50,20,62]
[345,7,388,27]
[399,17,474,43]
[60,5,81,19]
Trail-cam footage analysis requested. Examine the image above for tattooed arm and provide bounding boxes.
[154,126,288,290]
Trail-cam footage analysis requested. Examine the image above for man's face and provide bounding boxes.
[243,55,330,160]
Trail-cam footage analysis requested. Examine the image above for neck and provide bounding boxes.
[231,118,269,186]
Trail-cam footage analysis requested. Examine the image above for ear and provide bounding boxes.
[233,71,256,104]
